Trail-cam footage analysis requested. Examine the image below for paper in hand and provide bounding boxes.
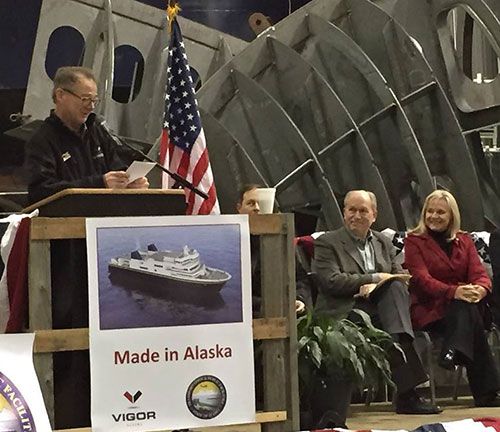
[369,274,411,301]
[126,161,155,184]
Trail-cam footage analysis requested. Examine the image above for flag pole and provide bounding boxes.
[98,116,209,199]
[167,1,181,33]
[161,0,218,212]
[150,0,208,200]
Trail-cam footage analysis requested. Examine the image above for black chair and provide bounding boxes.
[451,324,500,400]
[295,236,319,307]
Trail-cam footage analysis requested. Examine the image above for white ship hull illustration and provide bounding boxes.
[108,244,231,293]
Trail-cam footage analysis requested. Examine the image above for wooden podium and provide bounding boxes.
[25,192,299,432]
[25,188,187,429]
[24,188,187,217]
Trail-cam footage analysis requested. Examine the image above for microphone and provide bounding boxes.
[94,114,208,200]
[95,115,124,148]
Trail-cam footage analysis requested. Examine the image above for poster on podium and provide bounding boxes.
[86,215,255,432]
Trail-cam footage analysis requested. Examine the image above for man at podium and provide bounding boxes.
[23,66,150,429]
[24,66,149,205]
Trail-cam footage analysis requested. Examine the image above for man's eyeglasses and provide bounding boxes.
[62,88,100,106]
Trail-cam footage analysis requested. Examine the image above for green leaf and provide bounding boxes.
[350,309,378,331]
[297,315,308,337]
[349,348,364,381]
[296,309,396,390]
[308,340,322,368]
[325,330,350,369]
[313,325,325,342]
[298,335,310,351]
[392,342,407,363]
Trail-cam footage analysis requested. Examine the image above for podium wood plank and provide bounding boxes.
[29,239,55,427]
[254,411,286,423]
[24,188,186,216]
[34,329,89,353]
[31,218,87,240]
[31,214,284,240]
[260,214,299,432]
[190,423,260,432]
[29,240,52,330]
[261,234,288,432]
[55,411,286,431]
[33,319,288,353]
[253,318,288,339]
[35,354,55,428]
[249,214,284,235]
[284,217,300,432]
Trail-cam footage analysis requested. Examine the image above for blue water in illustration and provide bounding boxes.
[96,224,243,329]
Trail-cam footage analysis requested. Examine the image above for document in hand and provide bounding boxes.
[126,161,156,184]
[369,274,411,300]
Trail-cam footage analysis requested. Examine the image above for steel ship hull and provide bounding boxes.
[108,263,229,294]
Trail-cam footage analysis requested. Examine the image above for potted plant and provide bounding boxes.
[297,309,398,429]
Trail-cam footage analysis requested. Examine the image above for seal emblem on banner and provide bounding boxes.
[186,375,227,419]
[0,371,37,432]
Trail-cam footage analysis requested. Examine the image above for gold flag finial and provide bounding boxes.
[167,1,181,33]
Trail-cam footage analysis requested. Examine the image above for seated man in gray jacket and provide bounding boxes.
[312,190,440,414]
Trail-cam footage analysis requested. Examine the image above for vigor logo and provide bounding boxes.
[112,390,156,423]
[123,390,142,404]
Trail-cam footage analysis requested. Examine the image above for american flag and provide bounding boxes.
[159,18,220,215]
[0,212,37,333]
[299,418,500,432]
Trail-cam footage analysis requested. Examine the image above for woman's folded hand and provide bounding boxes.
[454,284,487,303]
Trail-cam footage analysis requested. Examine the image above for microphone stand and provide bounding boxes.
[98,117,208,200]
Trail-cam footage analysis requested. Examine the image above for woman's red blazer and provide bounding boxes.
[404,232,491,329]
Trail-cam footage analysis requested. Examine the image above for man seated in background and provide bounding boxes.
[237,183,312,411]
[25,66,148,204]
[236,184,310,316]
[312,189,441,414]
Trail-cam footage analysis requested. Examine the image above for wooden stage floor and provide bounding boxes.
[346,398,500,430]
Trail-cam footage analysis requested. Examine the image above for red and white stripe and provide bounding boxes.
[160,128,219,215]
[0,210,38,333]
[303,418,500,432]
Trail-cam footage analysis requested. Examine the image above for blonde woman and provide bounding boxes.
[404,190,499,407]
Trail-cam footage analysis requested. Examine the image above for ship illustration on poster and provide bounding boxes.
[108,243,232,294]
[0,371,36,432]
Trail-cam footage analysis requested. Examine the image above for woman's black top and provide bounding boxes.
[428,228,454,257]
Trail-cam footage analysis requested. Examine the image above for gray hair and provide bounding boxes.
[344,190,378,212]
[52,66,96,102]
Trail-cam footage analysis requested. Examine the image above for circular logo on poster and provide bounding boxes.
[0,371,37,432]
[186,375,227,419]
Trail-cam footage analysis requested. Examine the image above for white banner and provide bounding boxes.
[0,333,52,432]
[87,215,255,432]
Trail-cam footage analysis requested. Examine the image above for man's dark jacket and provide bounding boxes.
[312,226,402,318]
[24,112,128,428]
[25,112,126,204]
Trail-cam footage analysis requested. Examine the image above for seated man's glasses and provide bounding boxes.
[62,88,100,107]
